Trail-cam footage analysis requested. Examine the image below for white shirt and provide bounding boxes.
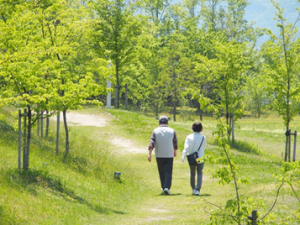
[182,133,207,162]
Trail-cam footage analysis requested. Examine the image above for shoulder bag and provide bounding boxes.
[187,136,204,166]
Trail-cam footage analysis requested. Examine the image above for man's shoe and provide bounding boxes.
[164,188,171,195]
[192,189,196,195]
[195,190,200,196]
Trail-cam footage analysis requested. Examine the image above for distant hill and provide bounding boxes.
[245,0,300,46]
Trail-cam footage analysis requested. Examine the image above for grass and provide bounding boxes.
[0,106,299,224]
[0,107,142,224]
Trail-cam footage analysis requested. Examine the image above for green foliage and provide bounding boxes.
[244,74,268,118]
[262,2,300,128]
[195,39,250,140]
[160,32,187,121]
[90,0,141,108]
[0,0,108,164]
[279,161,300,185]
[0,0,105,111]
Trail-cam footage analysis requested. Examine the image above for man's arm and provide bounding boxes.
[148,131,156,162]
[148,148,153,162]
[173,131,178,157]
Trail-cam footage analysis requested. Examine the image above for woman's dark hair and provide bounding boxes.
[192,122,203,132]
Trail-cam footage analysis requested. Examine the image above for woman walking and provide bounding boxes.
[181,122,207,195]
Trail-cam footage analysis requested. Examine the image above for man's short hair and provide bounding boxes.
[192,122,203,132]
[159,115,169,124]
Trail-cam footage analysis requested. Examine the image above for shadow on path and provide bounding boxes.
[157,193,182,196]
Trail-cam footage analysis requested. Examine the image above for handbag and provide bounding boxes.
[187,136,204,166]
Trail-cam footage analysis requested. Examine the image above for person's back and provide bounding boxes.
[153,125,175,158]
[148,115,178,195]
[181,122,207,196]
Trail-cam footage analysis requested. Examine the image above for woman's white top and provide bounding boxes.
[182,132,207,163]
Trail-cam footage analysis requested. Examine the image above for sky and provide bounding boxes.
[244,0,300,45]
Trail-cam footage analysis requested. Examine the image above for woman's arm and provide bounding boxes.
[181,136,190,162]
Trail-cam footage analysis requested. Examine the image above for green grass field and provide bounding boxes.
[0,106,299,224]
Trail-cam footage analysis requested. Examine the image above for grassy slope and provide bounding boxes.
[0,107,142,224]
[0,107,299,224]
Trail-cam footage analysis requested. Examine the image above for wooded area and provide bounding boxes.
[1,0,300,168]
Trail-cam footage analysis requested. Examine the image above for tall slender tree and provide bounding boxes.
[91,0,139,109]
[262,1,300,161]
[196,40,249,138]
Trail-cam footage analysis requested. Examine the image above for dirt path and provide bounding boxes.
[55,110,211,224]
[55,111,108,127]
[54,111,146,154]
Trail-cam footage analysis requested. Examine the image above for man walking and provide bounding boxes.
[148,115,178,195]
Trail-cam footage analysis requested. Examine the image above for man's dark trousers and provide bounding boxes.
[156,157,173,190]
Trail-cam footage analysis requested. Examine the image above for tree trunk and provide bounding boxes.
[285,128,289,162]
[24,106,32,171]
[155,103,159,117]
[56,112,60,155]
[115,40,120,109]
[173,92,177,122]
[46,108,49,138]
[200,110,203,121]
[63,110,69,155]
[225,87,230,138]
[282,18,291,162]
[197,102,203,121]
[173,103,176,122]
[23,109,27,170]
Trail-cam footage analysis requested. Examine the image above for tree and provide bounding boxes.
[0,0,107,169]
[91,0,140,109]
[196,39,249,139]
[136,0,172,116]
[262,1,300,161]
[200,0,225,31]
[244,74,267,118]
[161,32,186,121]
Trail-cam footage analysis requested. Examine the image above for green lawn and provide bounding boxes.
[0,106,299,224]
